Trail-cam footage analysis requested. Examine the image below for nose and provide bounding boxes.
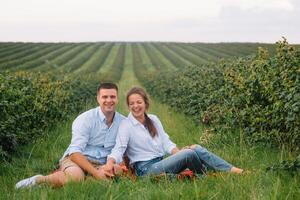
[131,103,138,108]
[106,97,113,102]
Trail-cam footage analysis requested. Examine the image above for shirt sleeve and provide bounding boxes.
[107,121,130,164]
[153,115,177,155]
[67,115,90,155]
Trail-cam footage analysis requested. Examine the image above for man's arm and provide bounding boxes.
[67,114,109,179]
[70,153,110,180]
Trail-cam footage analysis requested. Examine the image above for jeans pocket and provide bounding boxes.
[134,157,163,176]
[134,162,148,176]
[136,167,148,176]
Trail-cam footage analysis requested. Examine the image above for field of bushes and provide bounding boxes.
[0,40,299,199]
[144,39,300,150]
[0,71,99,159]
[0,42,277,159]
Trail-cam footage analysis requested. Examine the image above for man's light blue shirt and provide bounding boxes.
[108,113,176,165]
[61,107,124,164]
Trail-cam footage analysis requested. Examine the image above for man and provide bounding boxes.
[16,82,125,188]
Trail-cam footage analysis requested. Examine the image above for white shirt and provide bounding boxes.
[108,112,176,165]
[61,107,124,164]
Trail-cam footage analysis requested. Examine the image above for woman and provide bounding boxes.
[103,87,243,177]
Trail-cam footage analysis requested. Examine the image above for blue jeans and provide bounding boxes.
[133,144,233,176]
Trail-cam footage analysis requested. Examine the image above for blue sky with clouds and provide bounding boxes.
[0,0,299,43]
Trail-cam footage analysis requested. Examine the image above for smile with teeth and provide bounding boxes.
[132,107,142,112]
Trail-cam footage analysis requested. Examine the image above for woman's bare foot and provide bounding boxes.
[230,167,243,174]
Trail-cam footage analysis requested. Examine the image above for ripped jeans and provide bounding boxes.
[133,144,233,176]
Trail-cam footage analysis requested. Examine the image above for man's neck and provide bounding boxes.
[104,112,115,127]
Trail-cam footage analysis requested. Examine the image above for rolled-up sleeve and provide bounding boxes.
[108,122,130,164]
[68,115,90,155]
[153,116,176,155]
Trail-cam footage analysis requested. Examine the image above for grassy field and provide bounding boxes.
[0,42,299,199]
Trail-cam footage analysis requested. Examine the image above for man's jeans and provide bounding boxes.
[134,145,233,176]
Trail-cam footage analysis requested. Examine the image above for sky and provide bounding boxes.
[0,0,299,43]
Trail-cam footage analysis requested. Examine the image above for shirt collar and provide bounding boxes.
[128,112,142,126]
[98,106,118,125]
[97,107,107,123]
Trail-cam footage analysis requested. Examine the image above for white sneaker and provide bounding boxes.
[15,175,42,189]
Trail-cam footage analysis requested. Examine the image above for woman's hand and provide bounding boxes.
[172,144,199,155]
[93,168,110,180]
[101,158,116,178]
[181,146,190,150]
[113,165,124,176]
[181,144,198,150]
[101,164,114,178]
[171,147,180,155]
[189,144,198,149]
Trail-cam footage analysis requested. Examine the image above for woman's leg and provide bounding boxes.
[190,144,235,172]
[143,149,206,176]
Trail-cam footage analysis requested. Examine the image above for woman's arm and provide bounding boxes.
[152,115,177,154]
[104,121,130,174]
[102,157,116,177]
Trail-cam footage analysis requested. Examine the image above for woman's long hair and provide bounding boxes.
[126,87,158,138]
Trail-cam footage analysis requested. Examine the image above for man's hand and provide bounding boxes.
[101,163,115,177]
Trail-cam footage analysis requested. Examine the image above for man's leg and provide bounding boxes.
[16,157,86,189]
[36,157,85,187]
[37,165,85,188]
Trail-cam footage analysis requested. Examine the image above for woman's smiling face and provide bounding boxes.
[128,93,146,123]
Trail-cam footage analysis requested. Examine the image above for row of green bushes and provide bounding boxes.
[0,71,98,160]
[144,39,300,150]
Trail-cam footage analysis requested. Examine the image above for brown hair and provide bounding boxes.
[97,82,118,95]
[126,87,158,138]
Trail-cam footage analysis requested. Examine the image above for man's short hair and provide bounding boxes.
[97,82,118,94]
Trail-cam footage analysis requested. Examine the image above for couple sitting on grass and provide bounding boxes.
[16,82,243,189]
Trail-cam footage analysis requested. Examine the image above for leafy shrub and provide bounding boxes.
[267,154,300,174]
[145,39,300,149]
[221,39,300,147]
[0,71,96,160]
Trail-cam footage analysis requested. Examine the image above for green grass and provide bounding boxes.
[1,49,299,200]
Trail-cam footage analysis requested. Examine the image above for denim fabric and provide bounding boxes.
[134,144,233,176]
[134,157,163,176]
